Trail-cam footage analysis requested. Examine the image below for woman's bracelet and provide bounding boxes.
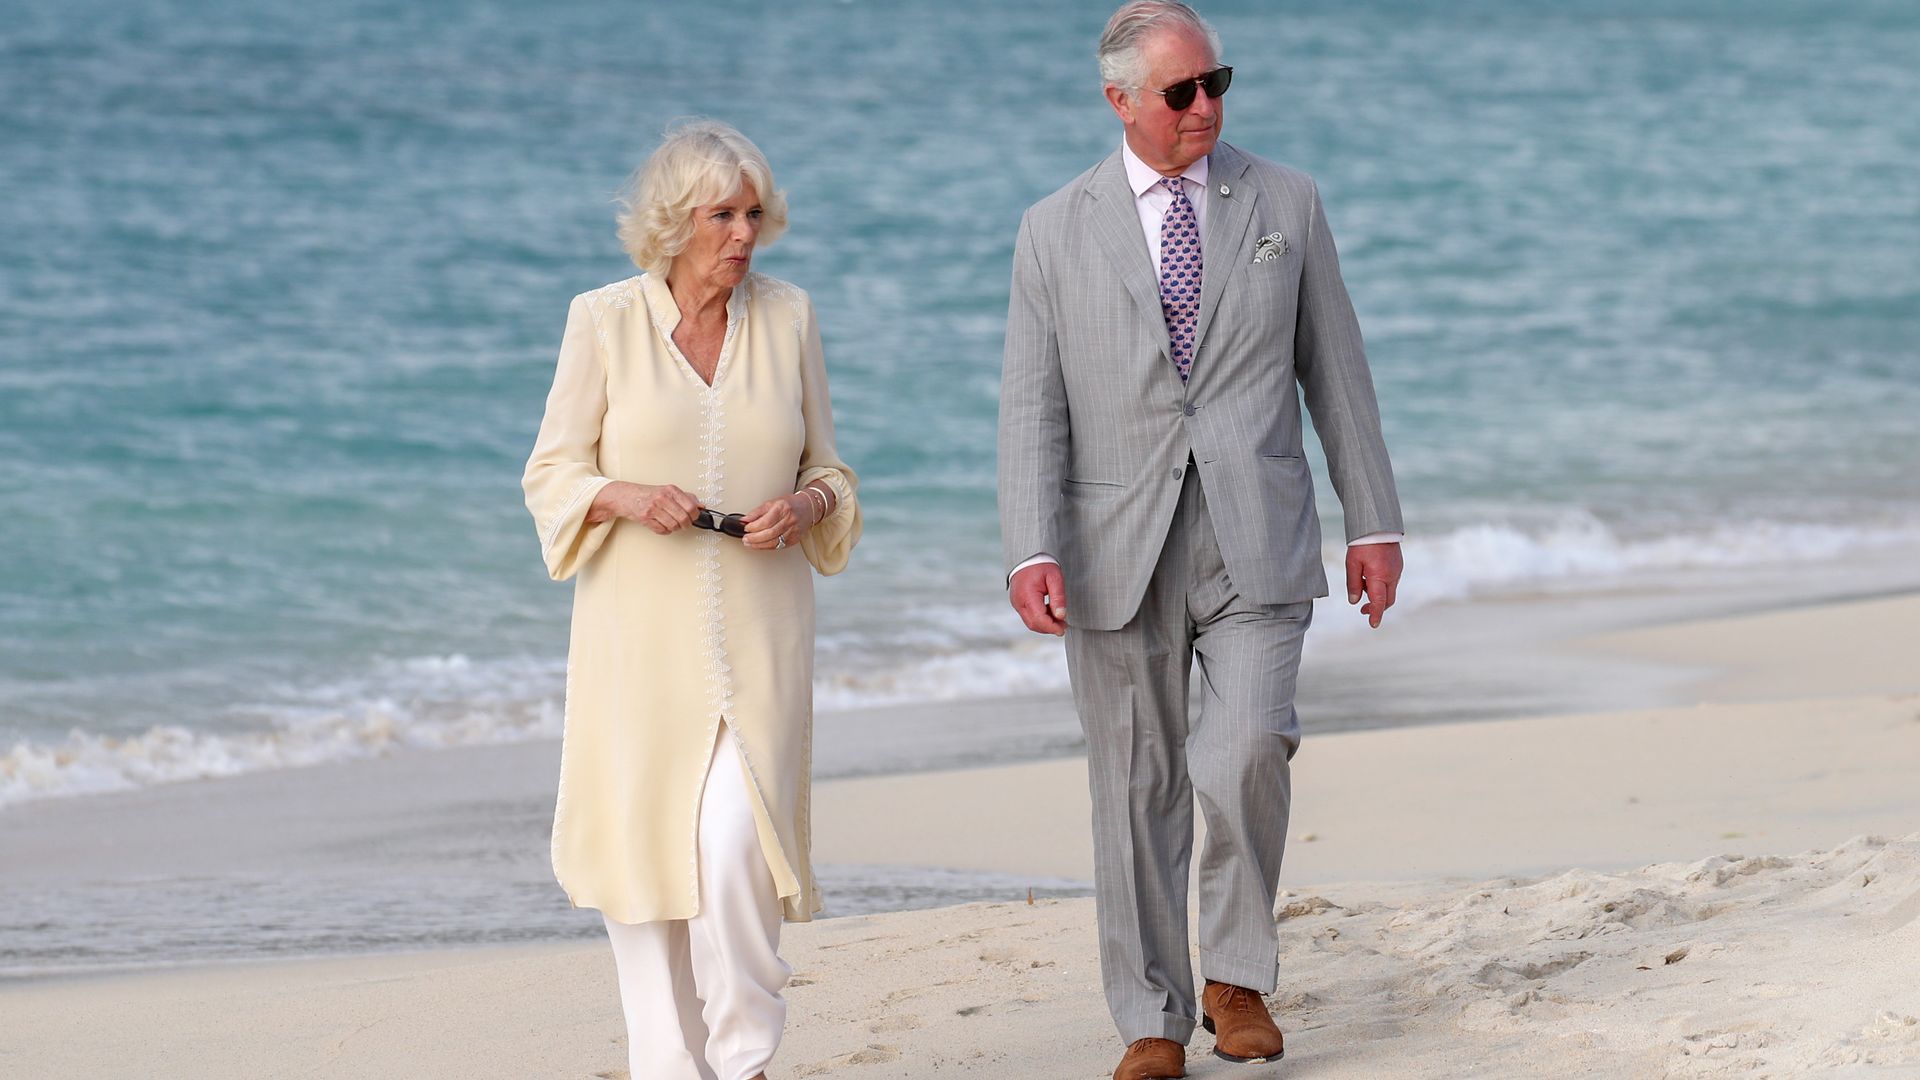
[800,485,829,523]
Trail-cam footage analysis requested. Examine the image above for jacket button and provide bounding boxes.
[1183,403,1198,416]
[1172,467,1184,480]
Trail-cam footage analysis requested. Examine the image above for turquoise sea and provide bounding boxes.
[2,0,1918,809]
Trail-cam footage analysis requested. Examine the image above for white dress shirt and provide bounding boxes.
[1122,139,1210,278]
[1011,140,1400,584]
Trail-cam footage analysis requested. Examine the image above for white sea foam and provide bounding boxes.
[6,514,1919,809]
[816,511,1920,698]
[0,657,565,809]
[813,636,1071,713]
[1392,512,1920,605]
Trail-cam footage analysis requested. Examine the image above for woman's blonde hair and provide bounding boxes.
[615,119,789,276]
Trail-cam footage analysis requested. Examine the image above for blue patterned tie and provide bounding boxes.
[1157,176,1203,382]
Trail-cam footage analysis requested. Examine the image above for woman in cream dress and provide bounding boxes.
[523,120,859,1080]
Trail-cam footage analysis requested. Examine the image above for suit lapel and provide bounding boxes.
[1084,153,1174,359]
[1188,142,1259,388]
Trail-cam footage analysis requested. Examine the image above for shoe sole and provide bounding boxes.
[1202,1014,1285,1065]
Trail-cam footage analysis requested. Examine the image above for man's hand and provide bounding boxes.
[1009,562,1069,636]
[1346,542,1403,629]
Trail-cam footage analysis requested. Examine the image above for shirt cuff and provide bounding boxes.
[1008,552,1058,587]
[1348,532,1403,546]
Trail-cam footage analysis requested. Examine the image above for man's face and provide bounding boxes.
[1107,26,1223,173]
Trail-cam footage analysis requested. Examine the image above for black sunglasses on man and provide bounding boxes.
[1148,65,1232,111]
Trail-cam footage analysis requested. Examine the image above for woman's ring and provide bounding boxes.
[776,535,787,549]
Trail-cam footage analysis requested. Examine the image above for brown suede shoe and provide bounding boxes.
[1113,1037,1187,1080]
[1201,980,1286,1063]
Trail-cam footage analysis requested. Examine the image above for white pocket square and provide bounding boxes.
[1251,232,1288,263]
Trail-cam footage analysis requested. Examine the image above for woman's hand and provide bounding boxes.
[589,481,703,534]
[740,492,818,551]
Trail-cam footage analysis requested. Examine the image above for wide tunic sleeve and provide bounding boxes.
[523,294,617,580]
[793,295,861,576]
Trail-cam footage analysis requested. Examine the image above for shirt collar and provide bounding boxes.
[1120,138,1210,199]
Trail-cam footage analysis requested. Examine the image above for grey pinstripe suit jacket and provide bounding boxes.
[998,141,1403,632]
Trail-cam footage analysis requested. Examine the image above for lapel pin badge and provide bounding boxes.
[1218,183,1231,197]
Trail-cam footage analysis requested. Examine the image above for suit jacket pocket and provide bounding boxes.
[1247,248,1304,298]
[1255,452,1314,505]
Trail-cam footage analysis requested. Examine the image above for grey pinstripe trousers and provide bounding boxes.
[1064,464,1311,1044]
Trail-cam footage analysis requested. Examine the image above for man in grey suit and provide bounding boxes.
[997,3,1405,1077]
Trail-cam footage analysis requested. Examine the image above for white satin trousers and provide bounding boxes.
[602,729,789,1080]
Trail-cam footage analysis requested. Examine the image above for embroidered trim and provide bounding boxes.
[693,375,734,721]
[581,276,640,365]
[540,476,605,558]
[687,400,731,908]
[746,273,810,338]
[639,271,747,911]
[644,272,743,392]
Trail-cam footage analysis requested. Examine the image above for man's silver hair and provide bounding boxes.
[1097,1,1222,95]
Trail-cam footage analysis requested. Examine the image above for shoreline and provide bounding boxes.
[9,539,1920,812]
[6,584,1920,980]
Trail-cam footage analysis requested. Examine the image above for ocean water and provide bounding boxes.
[3,0,1919,807]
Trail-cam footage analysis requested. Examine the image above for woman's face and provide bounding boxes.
[673,178,763,293]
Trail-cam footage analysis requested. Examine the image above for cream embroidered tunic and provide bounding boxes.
[522,271,859,924]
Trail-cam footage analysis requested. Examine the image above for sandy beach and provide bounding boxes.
[3,591,1918,1077]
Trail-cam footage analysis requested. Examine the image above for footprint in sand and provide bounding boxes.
[803,1043,901,1072]
[879,981,959,1007]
